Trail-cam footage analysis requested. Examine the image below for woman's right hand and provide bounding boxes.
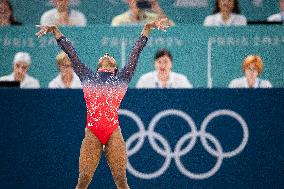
[35,25,58,37]
[35,25,62,39]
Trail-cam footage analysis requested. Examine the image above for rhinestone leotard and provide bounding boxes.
[57,35,148,144]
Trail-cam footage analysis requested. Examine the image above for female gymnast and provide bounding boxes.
[36,18,170,189]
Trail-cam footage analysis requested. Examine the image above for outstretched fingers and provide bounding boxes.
[35,25,48,38]
[35,25,57,38]
[156,18,171,32]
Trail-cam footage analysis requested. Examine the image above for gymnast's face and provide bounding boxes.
[218,0,234,13]
[98,54,117,73]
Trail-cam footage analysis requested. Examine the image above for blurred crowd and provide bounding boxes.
[2,0,284,27]
[1,0,281,89]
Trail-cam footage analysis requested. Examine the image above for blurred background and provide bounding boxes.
[0,0,284,188]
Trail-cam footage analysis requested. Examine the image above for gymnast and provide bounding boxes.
[36,18,170,189]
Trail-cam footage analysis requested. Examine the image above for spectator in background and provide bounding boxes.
[48,51,81,89]
[229,55,272,88]
[136,49,193,88]
[204,0,247,26]
[40,0,87,26]
[111,0,173,26]
[0,0,22,26]
[267,0,284,22]
[0,52,40,88]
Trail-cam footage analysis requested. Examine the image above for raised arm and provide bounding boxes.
[36,25,93,82]
[118,18,170,83]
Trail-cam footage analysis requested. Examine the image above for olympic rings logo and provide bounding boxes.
[119,109,249,180]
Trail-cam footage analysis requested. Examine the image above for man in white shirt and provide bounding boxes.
[0,52,40,88]
[204,0,247,26]
[136,49,193,88]
[267,0,284,22]
[48,51,82,89]
[229,55,272,88]
[40,0,87,26]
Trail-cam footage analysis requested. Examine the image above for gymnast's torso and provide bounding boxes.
[56,34,148,144]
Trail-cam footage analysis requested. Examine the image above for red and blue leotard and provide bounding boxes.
[57,34,148,144]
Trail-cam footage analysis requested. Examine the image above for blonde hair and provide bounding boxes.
[56,51,69,66]
[242,55,263,74]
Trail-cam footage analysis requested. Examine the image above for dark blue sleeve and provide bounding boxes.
[56,36,94,82]
[118,34,148,83]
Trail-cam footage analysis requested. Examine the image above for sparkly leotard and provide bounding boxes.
[57,35,148,144]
